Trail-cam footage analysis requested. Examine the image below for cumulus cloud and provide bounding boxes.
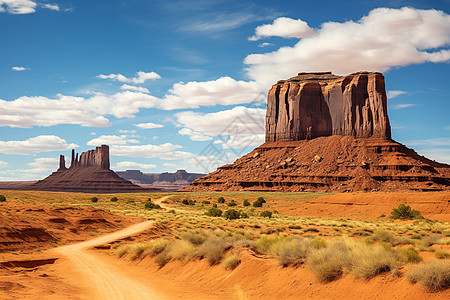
[87,135,138,146]
[0,0,36,14]
[387,90,407,99]
[0,91,159,128]
[0,135,77,155]
[97,71,161,84]
[120,84,150,93]
[12,66,29,71]
[25,157,60,173]
[111,143,196,161]
[245,7,450,88]
[249,17,315,41]
[135,122,164,129]
[161,77,264,110]
[112,161,157,170]
[178,128,212,141]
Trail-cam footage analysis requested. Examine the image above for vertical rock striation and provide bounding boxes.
[266,72,391,142]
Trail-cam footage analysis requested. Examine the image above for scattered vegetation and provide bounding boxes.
[0,195,6,202]
[110,196,118,202]
[182,199,195,205]
[90,196,98,203]
[222,252,241,270]
[391,204,423,220]
[227,200,237,207]
[205,207,223,217]
[408,261,450,292]
[260,211,273,218]
[144,199,161,210]
[253,197,266,207]
[243,199,250,206]
[217,197,225,204]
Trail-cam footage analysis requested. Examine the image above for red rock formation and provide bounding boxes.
[27,145,158,193]
[266,72,391,142]
[182,72,450,192]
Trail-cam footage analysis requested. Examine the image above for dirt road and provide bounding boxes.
[54,221,166,300]
[154,196,188,213]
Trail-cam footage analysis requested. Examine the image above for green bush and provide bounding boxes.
[260,211,273,218]
[144,200,161,210]
[202,200,211,205]
[257,197,266,203]
[110,196,118,202]
[227,200,237,207]
[205,207,223,217]
[0,195,6,202]
[213,203,218,208]
[167,209,176,214]
[391,204,422,220]
[217,197,225,203]
[224,209,240,220]
[243,199,250,206]
[253,199,264,207]
[181,199,195,205]
[90,197,98,203]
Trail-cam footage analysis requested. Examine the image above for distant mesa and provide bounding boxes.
[183,72,450,192]
[116,169,205,191]
[26,145,157,193]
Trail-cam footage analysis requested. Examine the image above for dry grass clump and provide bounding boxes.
[408,261,450,292]
[195,237,231,265]
[350,244,399,279]
[221,252,241,270]
[434,250,450,259]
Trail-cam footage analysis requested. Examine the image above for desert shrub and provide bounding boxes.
[154,251,171,268]
[116,244,131,258]
[222,252,241,270]
[240,211,249,218]
[167,209,176,214]
[205,207,223,217]
[372,230,395,244]
[260,211,272,218]
[307,244,351,282]
[304,228,319,233]
[399,247,423,263]
[0,195,5,202]
[421,234,442,247]
[213,203,218,208]
[161,200,169,204]
[411,234,422,239]
[255,236,285,254]
[180,231,207,245]
[143,238,170,257]
[90,196,98,203]
[350,244,399,279]
[253,198,265,207]
[195,237,230,265]
[243,199,250,206]
[435,250,450,259]
[202,200,211,205]
[273,238,314,266]
[407,261,450,292]
[224,209,240,220]
[391,204,422,220]
[168,240,195,260]
[144,200,161,210]
[217,197,225,203]
[110,196,118,202]
[227,200,237,207]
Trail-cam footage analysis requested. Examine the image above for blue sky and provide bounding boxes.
[0,0,449,181]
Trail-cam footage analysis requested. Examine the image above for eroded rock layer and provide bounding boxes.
[26,145,156,193]
[182,136,450,192]
[266,72,391,142]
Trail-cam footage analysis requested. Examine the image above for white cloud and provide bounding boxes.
[25,157,60,173]
[175,106,265,137]
[135,122,164,129]
[245,7,450,88]
[41,3,59,11]
[181,12,261,34]
[258,42,274,47]
[178,128,212,141]
[0,160,8,167]
[249,17,315,41]
[12,66,29,71]
[387,90,407,99]
[0,91,159,128]
[163,163,176,168]
[120,84,150,93]
[87,135,139,146]
[0,0,36,14]
[97,71,161,84]
[0,135,77,155]
[161,77,264,110]
[392,104,415,109]
[112,161,157,170]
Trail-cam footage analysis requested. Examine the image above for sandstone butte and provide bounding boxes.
[26,145,157,193]
[183,71,450,192]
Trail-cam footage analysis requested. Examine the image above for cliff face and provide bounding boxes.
[67,145,110,169]
[266,72,391,142]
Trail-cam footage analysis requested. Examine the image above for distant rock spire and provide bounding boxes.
[58,155,67,171]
